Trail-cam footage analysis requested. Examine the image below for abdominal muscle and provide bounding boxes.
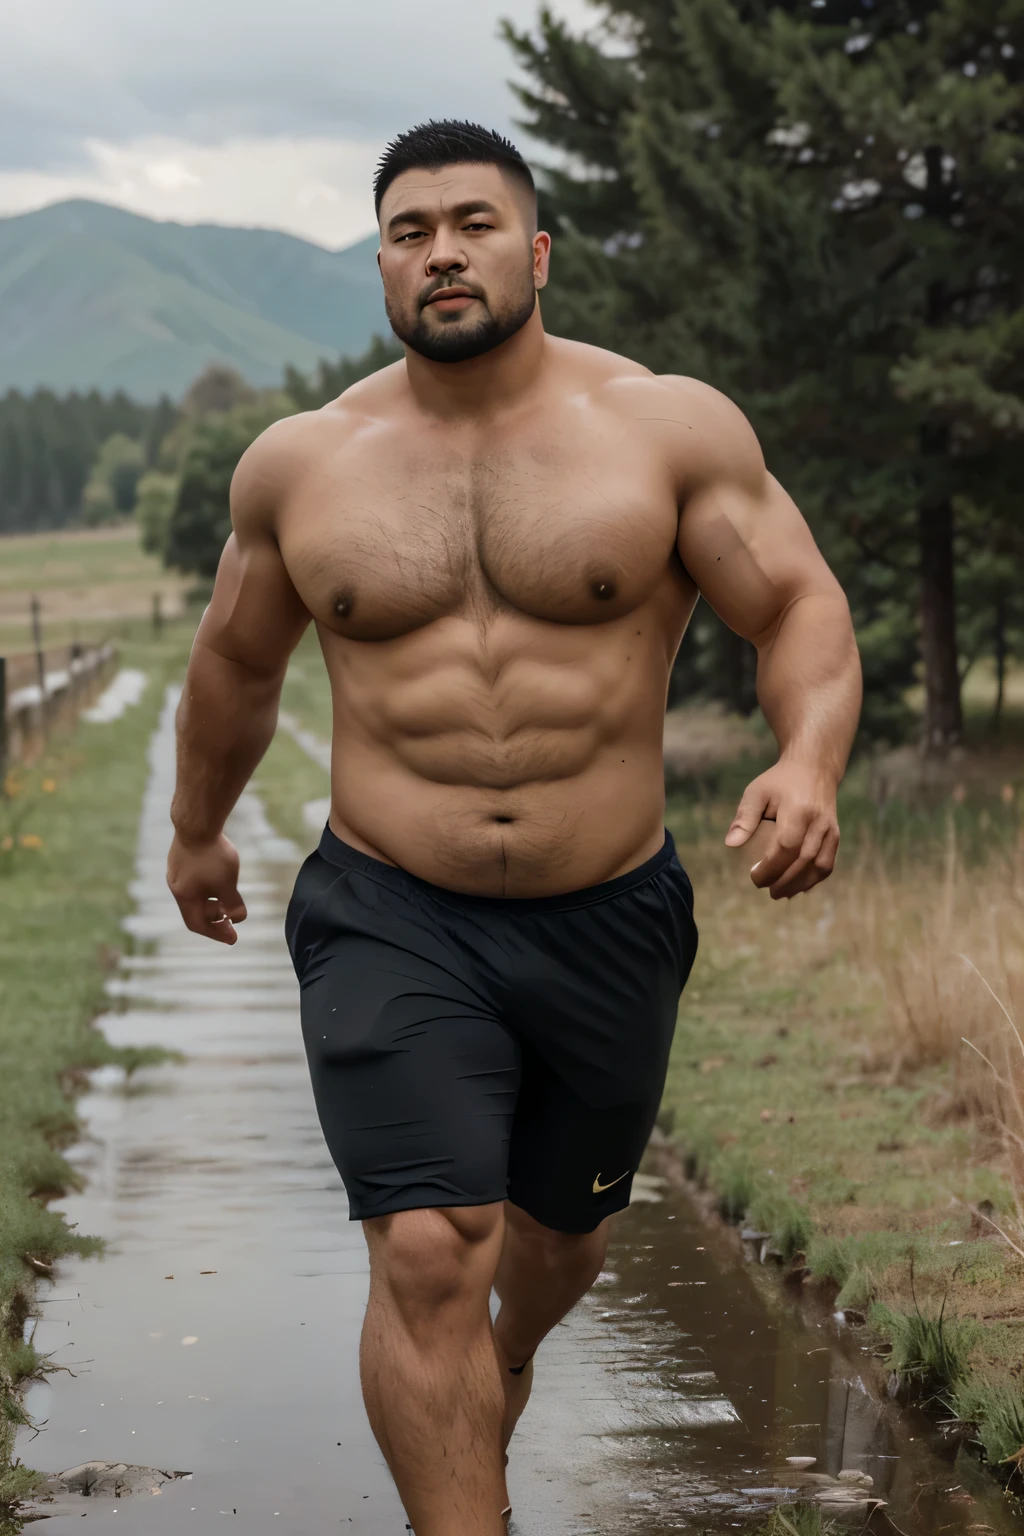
[318,610,677,897]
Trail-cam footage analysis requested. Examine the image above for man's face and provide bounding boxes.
[377,162,550,364]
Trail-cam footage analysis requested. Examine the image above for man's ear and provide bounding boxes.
[533,230,552,289]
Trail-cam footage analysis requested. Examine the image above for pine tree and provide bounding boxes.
[506,0,1024,750]
[0,388,157,533]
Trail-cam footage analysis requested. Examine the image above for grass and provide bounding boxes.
[280,627,334,726]
[660,732,1024,1489]
[250,626,335,856]
[953,1369,1024,1470]
[752,1508,840,1536]
[0,622,192,1510]
[0,523,189,653]
[255,722,331,857]
[868,1294,984,1396]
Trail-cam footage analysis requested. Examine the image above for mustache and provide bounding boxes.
[419,278,486,309]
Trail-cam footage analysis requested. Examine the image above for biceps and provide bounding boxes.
[195,532,310,676]
[677,475,837,645]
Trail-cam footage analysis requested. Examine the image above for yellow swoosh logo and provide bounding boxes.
[592,1170,630,1194]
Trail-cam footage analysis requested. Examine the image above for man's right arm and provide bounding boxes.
[168,420,312,944]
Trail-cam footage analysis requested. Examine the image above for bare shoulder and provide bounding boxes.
[609,371,764,486]
[546,335,654,402]
[546,333,649,378]
[232,410,326,496]
[548,342,764,482]
[333,356,409,414]
[230,366,406,529]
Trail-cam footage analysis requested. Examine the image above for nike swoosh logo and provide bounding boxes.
[592,1170,630,1194]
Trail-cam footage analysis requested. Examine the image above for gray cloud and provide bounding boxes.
[2,0,594,174]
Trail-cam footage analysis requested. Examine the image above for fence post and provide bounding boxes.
[30,595,44,691]
[0,656,7,787]
[30,594,47,739]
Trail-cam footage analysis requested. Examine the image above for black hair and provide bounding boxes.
[373,119,536,216]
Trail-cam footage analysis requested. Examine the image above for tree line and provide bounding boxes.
[0,389,176,535]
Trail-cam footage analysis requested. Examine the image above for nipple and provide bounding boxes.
[591,578,617,602]
[334,595,353,619]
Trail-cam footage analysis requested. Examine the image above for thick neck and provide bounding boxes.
[401,304,547,421]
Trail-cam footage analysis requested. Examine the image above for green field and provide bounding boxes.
[0,524,190,654]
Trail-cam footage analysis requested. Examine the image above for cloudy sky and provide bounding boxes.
[1,0,596,250]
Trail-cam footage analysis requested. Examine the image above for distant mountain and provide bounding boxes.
[0,200,389,402]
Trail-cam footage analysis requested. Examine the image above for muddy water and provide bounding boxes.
[585,1192,1021,1533]
[15,691,1019,1534]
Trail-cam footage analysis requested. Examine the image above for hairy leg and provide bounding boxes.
[361,1204,509,1536]
[492,1202,610,1448]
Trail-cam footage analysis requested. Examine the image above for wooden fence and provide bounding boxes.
[0,642,118,778]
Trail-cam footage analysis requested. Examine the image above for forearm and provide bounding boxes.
[755,592,862,784]
[171,639,284,846]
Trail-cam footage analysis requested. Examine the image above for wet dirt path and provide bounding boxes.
[16,691,1020,1534]
[15,690,629,1533]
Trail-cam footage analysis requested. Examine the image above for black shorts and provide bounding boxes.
[285,826,698,1233]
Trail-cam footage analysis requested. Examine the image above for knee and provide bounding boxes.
[506,1205,608,1277]
[366,1204,502,1330]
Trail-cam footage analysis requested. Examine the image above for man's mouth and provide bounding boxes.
[424,286,477,310]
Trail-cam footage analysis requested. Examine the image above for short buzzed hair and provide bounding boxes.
[373,119,536,216]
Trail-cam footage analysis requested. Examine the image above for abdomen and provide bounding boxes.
[318,599,687,896]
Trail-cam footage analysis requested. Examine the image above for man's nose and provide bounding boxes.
[425,235,466,275]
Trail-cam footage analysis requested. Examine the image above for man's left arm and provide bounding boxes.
[670,379,862,899]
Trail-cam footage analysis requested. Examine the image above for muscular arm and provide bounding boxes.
[669,379,862,898]
[168,422,311,942]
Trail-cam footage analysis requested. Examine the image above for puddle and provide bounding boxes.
[584,1189,1021,1532]
[12,689,1021,1533]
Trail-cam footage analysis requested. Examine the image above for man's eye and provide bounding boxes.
[396,231,425,242]
[465,223,492,232]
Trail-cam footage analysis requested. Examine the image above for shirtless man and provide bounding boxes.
[168,120,861,1535]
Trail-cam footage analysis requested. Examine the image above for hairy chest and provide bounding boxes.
[278,427,681,641]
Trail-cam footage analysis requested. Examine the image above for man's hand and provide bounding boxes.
[167,832,247,944]
[725,761,839,900]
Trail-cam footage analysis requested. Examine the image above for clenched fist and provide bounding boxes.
[167,832,248,944]
[725,760,840,900]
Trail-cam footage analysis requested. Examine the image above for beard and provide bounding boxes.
[387,275,537,364]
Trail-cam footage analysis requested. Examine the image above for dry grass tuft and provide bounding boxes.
[846,822,1024,1240]
[679,807,1024,1226]
[955,958,1024,1259]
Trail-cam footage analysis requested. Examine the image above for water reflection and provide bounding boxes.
[588,1184,1020,1533]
